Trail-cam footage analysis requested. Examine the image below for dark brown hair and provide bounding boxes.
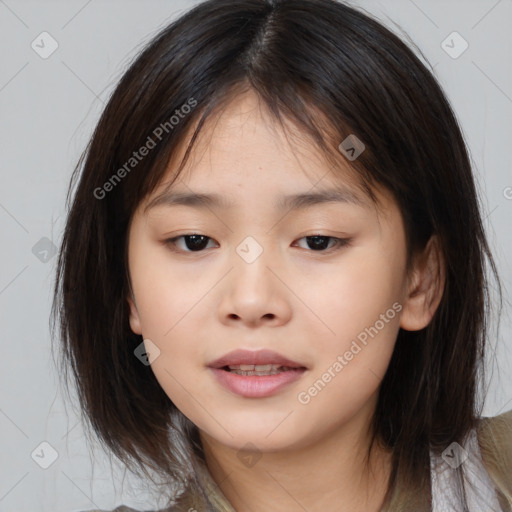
[51,0,504,509]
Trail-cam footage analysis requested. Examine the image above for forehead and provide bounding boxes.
[143,90,373,214]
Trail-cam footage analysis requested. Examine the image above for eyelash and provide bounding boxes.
[163,234,351,255]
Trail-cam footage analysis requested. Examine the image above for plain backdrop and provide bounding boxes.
[0,0,511,511]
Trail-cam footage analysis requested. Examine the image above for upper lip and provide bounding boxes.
[208,349,307,369]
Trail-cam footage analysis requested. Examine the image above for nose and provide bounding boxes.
[217,244,292,329]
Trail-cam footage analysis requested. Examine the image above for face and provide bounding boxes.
[126,90,412,454]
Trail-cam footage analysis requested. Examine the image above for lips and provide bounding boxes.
[207,349,307,371]
[207,348,308,398]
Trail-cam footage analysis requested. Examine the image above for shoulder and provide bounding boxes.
[476,409,512,509]
[430,410,512,511]
[477,408,512,465]
[79,508,147,512]
[478,407,512,434]
[79,507,175,512]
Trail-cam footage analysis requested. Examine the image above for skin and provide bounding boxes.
[126,90,444,512]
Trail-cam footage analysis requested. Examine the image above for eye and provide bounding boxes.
[164,234,218,252]
[294,235,351,252]
[164,234,350,254]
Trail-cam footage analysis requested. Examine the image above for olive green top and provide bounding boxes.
[82,410,512,512]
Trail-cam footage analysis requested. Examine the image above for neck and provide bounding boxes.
[198,401,393,512]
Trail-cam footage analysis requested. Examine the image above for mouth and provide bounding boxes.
[209,366,307,398]
[208,348,307,372]
[219,364,305,376]
[207,349,308,398]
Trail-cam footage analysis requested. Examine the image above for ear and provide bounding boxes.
[400,235,445,331]
[127,293,143,335]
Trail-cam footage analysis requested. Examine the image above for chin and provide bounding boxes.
[200,420,306,453]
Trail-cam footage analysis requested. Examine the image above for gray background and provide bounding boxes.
[0,0,511,510]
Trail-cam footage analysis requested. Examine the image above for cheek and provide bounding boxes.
[294,263,401,428]
[129,240,206,338]
[128,244,212,378]
[304,246,404,339]
[294,240,405,401]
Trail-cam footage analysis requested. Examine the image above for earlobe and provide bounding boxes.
[127,295,143,335]
[399,235,445,331]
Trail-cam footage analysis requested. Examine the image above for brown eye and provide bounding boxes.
[165,234,217,252]
[295,235,350,252]
[164,234,350,255]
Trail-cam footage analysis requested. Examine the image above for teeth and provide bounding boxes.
[229,369,286,376]
[228,364,283,371]
[225,364,297,376]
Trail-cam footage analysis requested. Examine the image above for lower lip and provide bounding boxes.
[209,367,306,398]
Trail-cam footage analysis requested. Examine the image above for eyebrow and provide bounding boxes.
[144,187,367,214]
